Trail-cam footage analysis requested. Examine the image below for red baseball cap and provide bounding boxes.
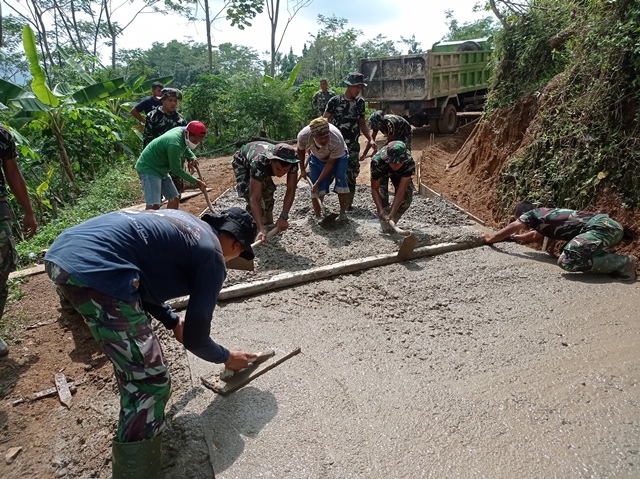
[185,121,207,137]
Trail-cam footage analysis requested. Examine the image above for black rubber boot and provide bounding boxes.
[112,435,162,479]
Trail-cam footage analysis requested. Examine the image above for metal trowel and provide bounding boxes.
[381,219,417,260]
[201,347,301,396]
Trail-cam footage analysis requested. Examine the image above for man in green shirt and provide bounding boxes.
[135,122,208,210]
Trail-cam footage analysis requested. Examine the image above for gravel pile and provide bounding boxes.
[210,183,482,286]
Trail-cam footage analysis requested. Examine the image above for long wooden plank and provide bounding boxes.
[168,239,483,310]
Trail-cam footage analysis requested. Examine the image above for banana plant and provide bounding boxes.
[0,25,171,187]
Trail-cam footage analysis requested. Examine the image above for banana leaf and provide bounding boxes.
[135,76,173,94]
[0,79,28,106]
[9,96,51,112]
[23,26,59,107]
[70,77,127,104]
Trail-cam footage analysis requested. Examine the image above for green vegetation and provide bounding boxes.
[489,0,640,211]
[15,164,142,266]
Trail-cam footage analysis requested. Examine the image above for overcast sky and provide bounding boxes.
[5,0,491,60]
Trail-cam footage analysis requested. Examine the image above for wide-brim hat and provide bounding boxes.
[344,72,367,86]
[201,207,257,260]
[380,140,410,164]
[161,87,183,100]
[265,143,298,164]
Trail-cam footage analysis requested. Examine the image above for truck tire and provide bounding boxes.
[457,41,482,52]
[437,104,458,134]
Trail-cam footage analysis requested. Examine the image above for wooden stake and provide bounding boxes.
[54,373,73,409]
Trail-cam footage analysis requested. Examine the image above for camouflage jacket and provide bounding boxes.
[382,115,412,149]
[143,108,187,147]
[325,94,365,148]
[312,90,336,114]
[518,208,599,240]
[0,127,16,197]
[370,146,415,182]
[232,141,298,182]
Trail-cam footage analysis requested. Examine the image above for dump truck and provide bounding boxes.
[359,38,493,134]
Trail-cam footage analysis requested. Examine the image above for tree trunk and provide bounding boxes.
[204,0,213,72]
[49,112,76,186]
[268,0,280,77]
[103,0,117,71]
[69,0,85,52]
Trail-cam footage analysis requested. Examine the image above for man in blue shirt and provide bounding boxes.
[45,207,258,477]
[130,81,164,125]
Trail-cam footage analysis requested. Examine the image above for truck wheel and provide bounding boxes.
[437,104,458,134]
[457,41,482,52]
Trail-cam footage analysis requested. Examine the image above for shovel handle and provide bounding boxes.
[388,220,411,237]
[252,227,279,248]
[194,164,215,214]
[304,176,328,215]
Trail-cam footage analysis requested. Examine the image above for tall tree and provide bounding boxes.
[265,0,313,77]
[186,0,262,73]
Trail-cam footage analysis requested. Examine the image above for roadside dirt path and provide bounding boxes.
[1,127,638,478]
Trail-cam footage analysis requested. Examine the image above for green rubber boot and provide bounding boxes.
[591,254,637,281]
[112,435,162,479]
[612,255,638,281]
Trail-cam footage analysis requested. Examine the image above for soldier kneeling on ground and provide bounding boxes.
[482,201,637,281]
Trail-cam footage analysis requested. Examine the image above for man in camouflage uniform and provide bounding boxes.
[482,201,637,280]
[0,126,37,357]
[44,207,259,478]
[360,110,413,160]
[142,88,191,193]
[312,79,335,117]
[231,141,299,242]
[370,141,415,232]
[324,72,377,210]
[130,81,164,125]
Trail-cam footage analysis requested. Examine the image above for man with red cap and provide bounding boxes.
[135,121,208,210]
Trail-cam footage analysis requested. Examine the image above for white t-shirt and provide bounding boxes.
[297,123,347,162]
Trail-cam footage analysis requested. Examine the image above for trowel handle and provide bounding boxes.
[388,220,411,237]
[251,227,279,248]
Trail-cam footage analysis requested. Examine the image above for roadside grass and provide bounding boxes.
[16,165,143,267]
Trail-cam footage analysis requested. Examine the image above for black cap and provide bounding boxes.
[201,207,257,260]
[514,201,536,217]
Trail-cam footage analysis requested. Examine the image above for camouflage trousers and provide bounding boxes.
[378,176,415,221]
[0,201,16,321]
[346,142,361,194]
[557,214,624,272]
[232,157,276,216]
[45,261,171,443]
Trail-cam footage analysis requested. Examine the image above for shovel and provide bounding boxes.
[225,227,279,271]
[193,164,215,214]
[303,176,338,224]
